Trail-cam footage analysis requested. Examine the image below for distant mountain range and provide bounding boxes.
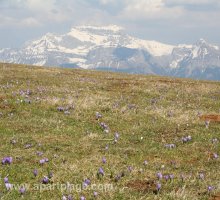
[1,25,220,80]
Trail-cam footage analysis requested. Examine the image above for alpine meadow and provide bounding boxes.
[0,63,219,200]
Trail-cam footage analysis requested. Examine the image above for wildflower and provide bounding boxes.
[199,173,205,180]
[42,176,49,184]
[115,132,119,140]
[169,174,174,180]
[4,177,9,183]
[208,186,214,192]
[33,169,38,177]
[205,120,210,128]
[165,144,176,149]
[114,174,121,182]
[40,159,46,164]
[24,143,32,149]
[143,160,148,165]
[80,196,86,200]
[213,153,218,159]
[2,157,13,165]
[83,179,91,188]
[98,167,104,176]
[5,183,12,190]
[93,191,98,197]
[164,175,169,181]
[102,157,106,164]
[156,183,161,191]
[64,111,70,115]
[96,112,102,120]
[19,186,26,195]
[211,138,218,144]
[10,139,16,145]
[128,166,132,172]
[62,196,67,200]
[36,151,44,156]
[157,172,163,180]
[57,107,65,112]
[67,195,73,200]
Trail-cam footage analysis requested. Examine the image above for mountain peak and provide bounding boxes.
[195,38,208,46]
[72,25,124,32]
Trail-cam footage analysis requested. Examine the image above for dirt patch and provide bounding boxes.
[199,115,220,122]
[210,193,220,200]
[126,180,157,193]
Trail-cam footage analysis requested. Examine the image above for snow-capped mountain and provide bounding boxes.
[0,25,220,80]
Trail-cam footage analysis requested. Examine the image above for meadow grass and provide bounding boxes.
[0,63,219,200]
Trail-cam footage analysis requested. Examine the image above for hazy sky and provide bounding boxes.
[1,0,220,48]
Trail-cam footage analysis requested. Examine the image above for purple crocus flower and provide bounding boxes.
[205,120,210,128]
[11,139,17,145]
[84,179,91,185]
[128,166,132,172]
[33,169,38,177]
[80,196,86,200]
[93,191,98,197]
[102,157,106,164]
[39,158,49,164]
[143,160,148,165]
[57,106,65,112]
[62,196,67,200]
[213,153,218,159]
[165,144,176,149]
[42,176,49,184]
[5,183,12,190]
[157,172,163,180]
[208,186,214,192]
[36,151,44,156]
[164,175,169,181]
[114,174,121,182]
[211,138,219,144]
[67,195,73,200]
[96,112,102,120]
[64,111,70,115]
[4,177,9,183]
[24,143,32,149]
[83,178,91,188]
[199,173,205,180]
[156,183,161,191]
[19,186,26,195]
[115,132,119,140]
[2,157,13,165]
[40,159,45,164]
[98,167,104,176]
[169,174,174,180]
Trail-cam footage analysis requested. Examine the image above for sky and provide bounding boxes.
[0,0,220,48]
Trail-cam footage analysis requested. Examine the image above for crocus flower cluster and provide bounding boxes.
[2,157,13,165]
[95,112,102,120]
[62,195,73,200]
[4,177,12,190]
[99,122,109,133]
[39,158,49,164]
[82,178,91,189]
[181,135,192,143]
[164,144,176,149]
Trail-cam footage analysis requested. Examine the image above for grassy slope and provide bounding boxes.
[0,63,219,200]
